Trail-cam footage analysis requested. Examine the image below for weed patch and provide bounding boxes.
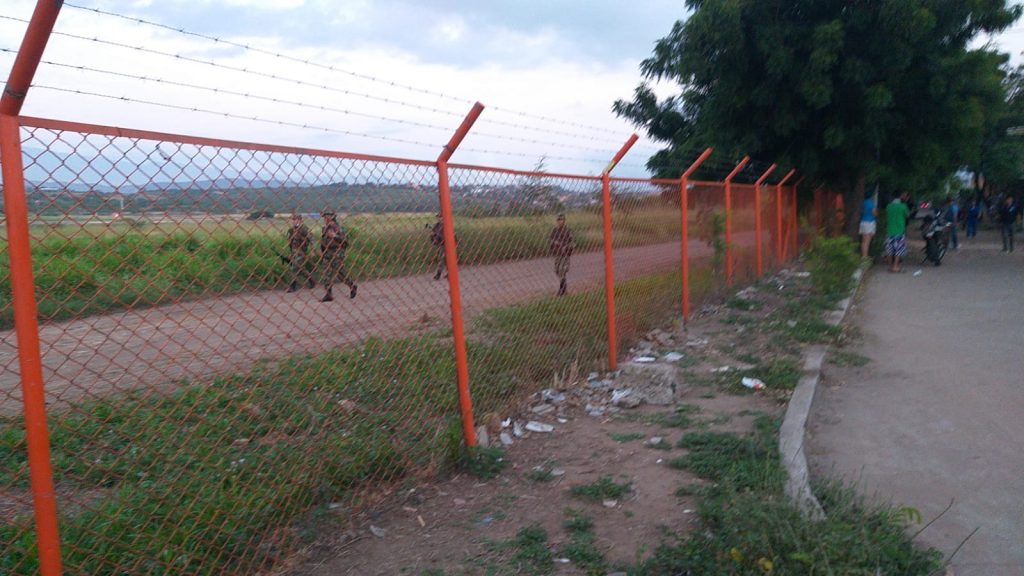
[569,476,632,502]
[609,432,645,443]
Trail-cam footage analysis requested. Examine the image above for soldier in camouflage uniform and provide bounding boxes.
[430,212,448,280]
[550,213,574,296]
[285,213,315,293]
[319,211,357,302]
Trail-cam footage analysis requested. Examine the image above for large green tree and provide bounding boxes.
[615,0,1020,235]
[969,62,1024,196]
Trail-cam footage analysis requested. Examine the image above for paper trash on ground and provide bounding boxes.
[741,377,766,390]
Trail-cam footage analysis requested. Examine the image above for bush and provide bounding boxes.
[805,236,859,297]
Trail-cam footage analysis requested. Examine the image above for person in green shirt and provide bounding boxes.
[884,191,911,272]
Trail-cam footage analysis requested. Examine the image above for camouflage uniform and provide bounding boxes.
[320,218,357,301]
[430,219,447,280]
[550,220,574,295]
[286,222,314,290]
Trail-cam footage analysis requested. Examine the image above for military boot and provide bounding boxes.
[321,288,334,302]
[307,278,316,289]
[286,281,298,293]
[558,278,567,296]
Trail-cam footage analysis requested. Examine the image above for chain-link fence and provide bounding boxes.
[1,121,825,574]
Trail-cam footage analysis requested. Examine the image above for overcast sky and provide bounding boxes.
[2,1,1024,180]
[0,0,690,179]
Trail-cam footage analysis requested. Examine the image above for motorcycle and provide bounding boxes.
[920,209,951,266]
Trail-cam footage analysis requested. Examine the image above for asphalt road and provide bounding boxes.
[0,240,713,416]
[807,231,1024,575]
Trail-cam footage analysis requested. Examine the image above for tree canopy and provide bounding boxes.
[614,0,1021,233]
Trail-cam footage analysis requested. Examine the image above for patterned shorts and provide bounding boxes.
[884,234,907,257]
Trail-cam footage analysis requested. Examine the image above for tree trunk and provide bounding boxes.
[842,175,866,240]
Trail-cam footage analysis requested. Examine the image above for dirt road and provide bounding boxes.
[0,240,712,416]
[807,233,1024,575]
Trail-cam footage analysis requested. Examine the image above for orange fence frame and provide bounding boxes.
[753,164,777,277]
[680,148,713,321]
[436,102,485,447]
[0,3,822,571]
[723,156,750,285]
[775,169,797,264]
[2,2,67,575]
[601,134,639,371]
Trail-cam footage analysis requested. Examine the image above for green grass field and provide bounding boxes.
[0,207,695,328]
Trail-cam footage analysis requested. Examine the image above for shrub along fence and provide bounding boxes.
[0,7,840,576]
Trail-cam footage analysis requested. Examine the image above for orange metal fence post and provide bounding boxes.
[790,179,803,257]
[723,156,750,286]
[437,102,485,447]
[2,2,66,575]
[0,0,62,116]
[601,134,639,371]
[680,148,712,321]
[775,169,796,265]
[813,186,824,235]
[1,116,63,576]
[753,164,777,277]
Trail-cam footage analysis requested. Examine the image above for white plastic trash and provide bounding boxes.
[525,421,554,433]
[663,352,684,362]
[633,356,657,363]
[741,377,766,390]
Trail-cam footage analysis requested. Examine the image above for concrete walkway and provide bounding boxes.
[807,230,1024,575]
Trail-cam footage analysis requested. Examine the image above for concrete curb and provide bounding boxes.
[779,266,865,520]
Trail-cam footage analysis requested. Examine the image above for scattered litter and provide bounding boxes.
[787,320,797,328]
[554,558,571,564]
[476,426,490,448]
[736,286,758,299]
[656,458,663,464]
[633,356,657,363]
[794,271,810,277]
[550,469,565,477]
[587,372,600,381]
[683,509,694,514]
[369,525,387,538]
[478,516,496,526]
[402,506,417,513]
[711,366,732,373]
[611,389,633,403]
[541,389,566,403]
[499,433,513,446]
[501,418,512,428]
[686,337,709,347]
[531,404,555,415]
[585,404,606,417]
[663,352,685,362]
[328,502,345,510]
[602,499,618,508]
[525,421,555,433]
[741,377,766,390]
[557,418,568,424]
[512,422,525,437]
[417,515,426,527]
[912,269,923,277]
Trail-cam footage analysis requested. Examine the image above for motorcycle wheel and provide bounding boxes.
[926,238,942,265]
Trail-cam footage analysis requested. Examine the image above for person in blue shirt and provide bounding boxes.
[944,197,960,250]
[859,195,878,258]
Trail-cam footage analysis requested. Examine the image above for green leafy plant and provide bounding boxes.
[805,236,860,297]
[569,476,632,502]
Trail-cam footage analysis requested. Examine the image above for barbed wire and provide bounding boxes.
[14,51,623,156]
[60,3,631,138]
[30,84,615,168]
[32,84,443,150]
[0,13,638,147]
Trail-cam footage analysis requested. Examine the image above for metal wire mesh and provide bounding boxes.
[0,119,827,575]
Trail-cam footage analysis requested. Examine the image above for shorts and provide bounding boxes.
[884,234,907,257]
[859,221,876,235]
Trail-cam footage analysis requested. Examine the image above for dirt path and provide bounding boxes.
[1,241,712,415]
[807,231,1024,576]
